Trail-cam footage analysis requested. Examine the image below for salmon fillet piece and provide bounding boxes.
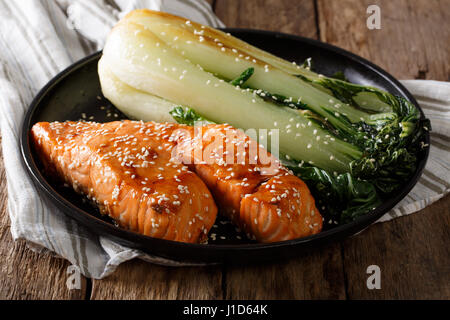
[31,120,217,243]
[32,120,322,243]
[174,124,323,242]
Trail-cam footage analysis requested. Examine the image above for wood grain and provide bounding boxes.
[317,0,450,299]
[342,197,450,299]
[215,0,318,39]
[91,259,222,300]
[0,137,87,300]
[317,0,450,80]
[225,244,346,299]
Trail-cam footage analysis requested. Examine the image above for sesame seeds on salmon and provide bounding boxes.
[31,120,217,243]
[31,120,322,244]
[174,124,323,242]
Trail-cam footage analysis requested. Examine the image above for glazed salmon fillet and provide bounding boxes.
[174,124,323,242]
[31,120,217,243]
[31,120,322,243]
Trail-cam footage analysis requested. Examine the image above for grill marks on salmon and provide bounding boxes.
[31,120,322,244]
[31,121,217,243]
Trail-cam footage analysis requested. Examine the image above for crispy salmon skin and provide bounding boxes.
[31,120,322,243]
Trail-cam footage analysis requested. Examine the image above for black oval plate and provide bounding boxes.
[21,29,429,264]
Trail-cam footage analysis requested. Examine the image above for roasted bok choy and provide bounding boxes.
[99,10,429,225]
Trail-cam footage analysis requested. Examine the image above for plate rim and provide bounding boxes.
[20,28,430,260]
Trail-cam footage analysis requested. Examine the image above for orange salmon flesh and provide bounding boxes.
[31,120,322,243]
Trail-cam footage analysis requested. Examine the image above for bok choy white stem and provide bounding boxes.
[99,10,429,223]
[100,18,360,172]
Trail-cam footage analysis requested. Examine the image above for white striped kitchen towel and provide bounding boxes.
[377,80,450,222]
[0,0,448,279]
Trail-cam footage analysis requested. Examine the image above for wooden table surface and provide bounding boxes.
[0,0,449,300]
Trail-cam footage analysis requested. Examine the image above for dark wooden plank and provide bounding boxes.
[317,0,450,80]
[0,137,87,300]
[342,197,450,299]
[91,260,222,300]
[317,0,450,299]
[214,0,347,299]
[225,244,346,299]
[215,0,318,39]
